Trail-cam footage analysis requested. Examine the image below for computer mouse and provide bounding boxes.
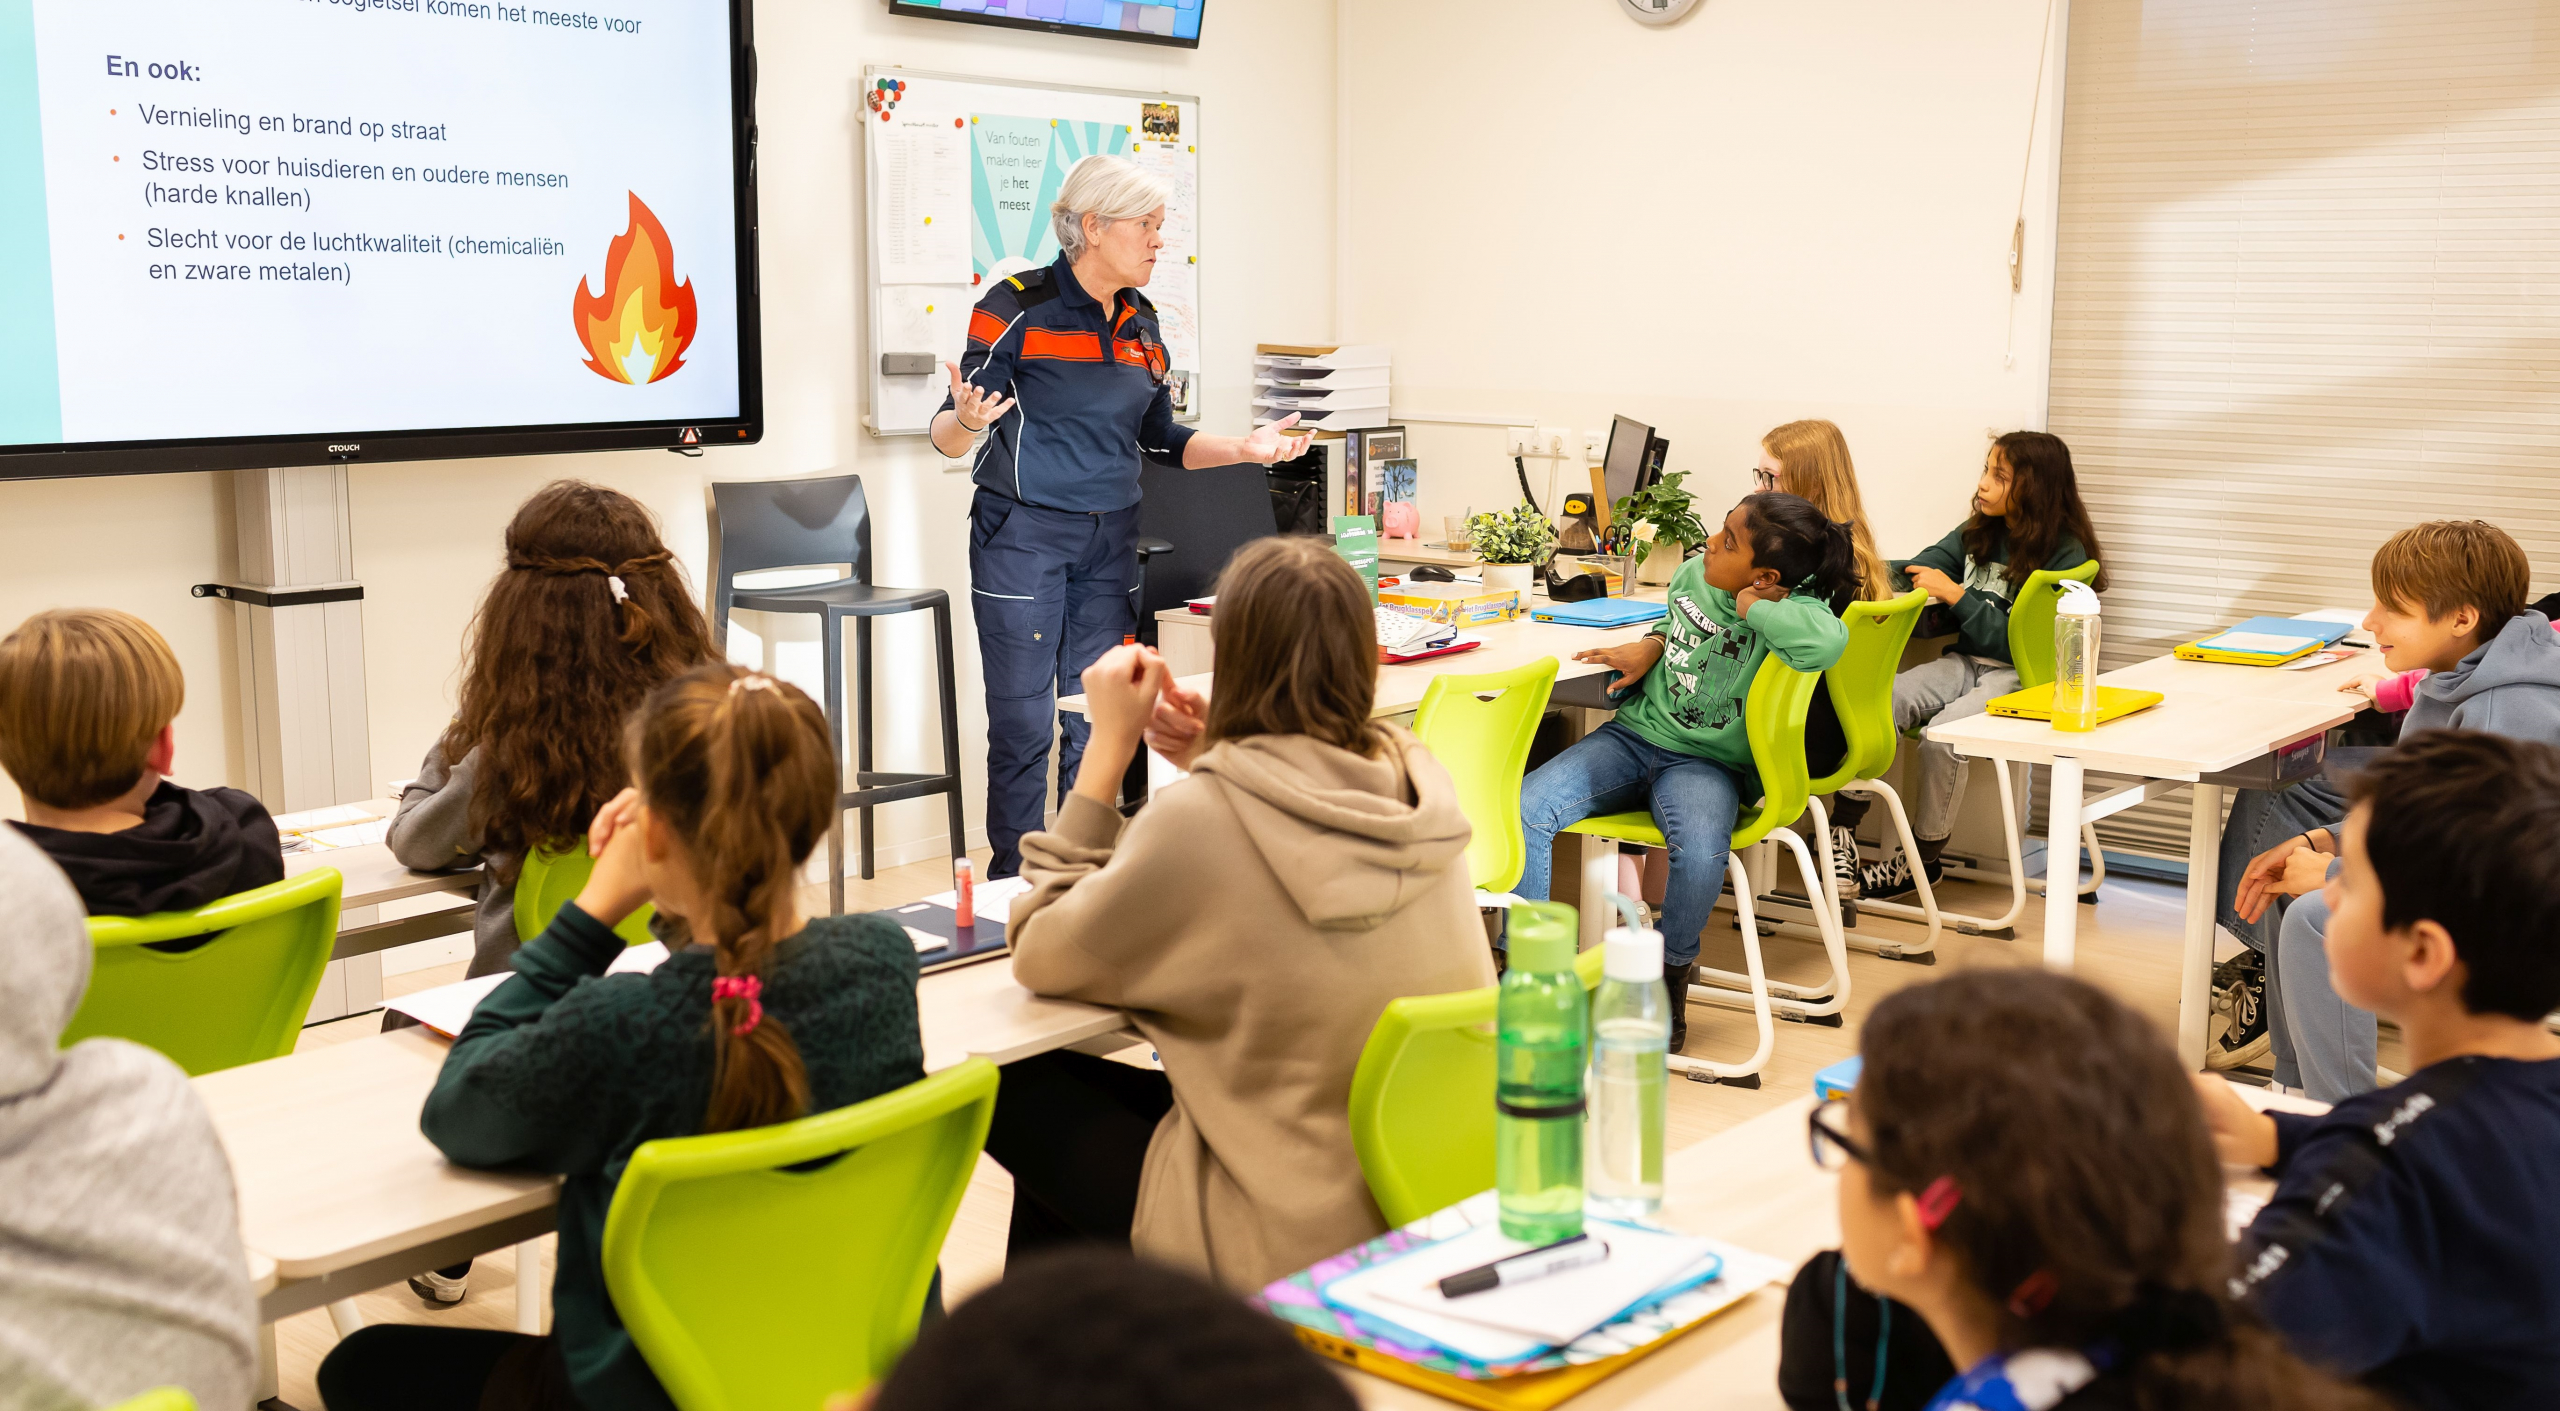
[1410,564,1457,582]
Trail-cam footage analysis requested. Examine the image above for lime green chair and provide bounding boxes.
[515,843,658,946]
[101,1390,194,1411]
[1802,590,1944,961]
[1412,657,1559,894]
[62,870,342,1076]
[1347,932,1609,1228]
[1561,656,1850,1088]
[602,1058,998,1411]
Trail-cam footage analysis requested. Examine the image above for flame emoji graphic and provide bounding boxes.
[573,193,698,384]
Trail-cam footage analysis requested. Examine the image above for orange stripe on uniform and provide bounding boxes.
[1022,328,1106,362]
[967,309,1010,347]
[1113,339,1150,367]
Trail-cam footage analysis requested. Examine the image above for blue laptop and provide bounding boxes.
[1531,598,1668,628]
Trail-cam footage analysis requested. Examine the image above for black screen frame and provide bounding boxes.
[0,1,764,484]
[885,0,1203,49]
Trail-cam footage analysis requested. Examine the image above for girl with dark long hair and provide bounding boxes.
[1859,432,2107,899]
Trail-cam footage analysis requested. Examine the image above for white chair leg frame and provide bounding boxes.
[1812,787,1945,961]
[1858,759,2102,938]
[1580,836,1774,1086]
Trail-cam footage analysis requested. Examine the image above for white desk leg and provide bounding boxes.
[2178,783,2224,1068]
[2042,756,2085,971]
[257,1322,282,1404]
[326,1298,364,1337]
[516,1239,549,1335]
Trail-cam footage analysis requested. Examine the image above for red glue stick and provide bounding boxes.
[954,857,975,928]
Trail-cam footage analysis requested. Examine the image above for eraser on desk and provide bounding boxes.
[1814,1056,1862,1101]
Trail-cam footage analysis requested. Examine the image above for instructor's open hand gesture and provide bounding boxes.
[1237,413,1313,466]
[942,362,1016,433]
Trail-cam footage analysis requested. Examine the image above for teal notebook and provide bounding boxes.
[1531,599,1666,628]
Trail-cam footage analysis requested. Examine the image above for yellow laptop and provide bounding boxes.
[1986,682,2165,725]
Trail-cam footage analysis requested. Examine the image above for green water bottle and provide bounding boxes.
[1497,901,1588,1242]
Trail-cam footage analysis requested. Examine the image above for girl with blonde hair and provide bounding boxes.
[1757,420,1891,603]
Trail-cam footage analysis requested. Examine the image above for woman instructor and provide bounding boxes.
[934,156,1309,878]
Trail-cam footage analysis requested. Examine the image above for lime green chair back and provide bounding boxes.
[1563,654,1824,851]
[2006,561,2103,691]
[63,870,342,1077]
[1349,948,1609,1228]
[1810,589,1929,795]
[1412,657,1559,893]
[601,1058,999,1411]
[515,843,657,946]
[101,1390,194,1411]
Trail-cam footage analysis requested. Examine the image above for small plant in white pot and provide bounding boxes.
[1611,471,1709,585]
[1465,503,1556,595]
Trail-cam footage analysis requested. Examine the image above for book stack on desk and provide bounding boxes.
[1257,1192,1786,1411]
[2175,616,2353,666]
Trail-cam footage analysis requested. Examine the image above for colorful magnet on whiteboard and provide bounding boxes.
[972,273,982,285]
[923,216,932,224]
[925,304,934,313]
[954,118,964,128]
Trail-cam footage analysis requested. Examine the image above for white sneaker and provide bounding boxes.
[407,1269,468,1305]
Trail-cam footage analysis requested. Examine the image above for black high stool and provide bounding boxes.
[709,475,963,915]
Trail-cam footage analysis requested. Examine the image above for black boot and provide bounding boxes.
[1664,961,1696,1053]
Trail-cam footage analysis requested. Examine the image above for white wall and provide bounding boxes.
[0,0,1339,856]
[1339,0,2068,561]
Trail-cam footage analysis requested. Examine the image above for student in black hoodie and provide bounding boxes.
[0,609,282,915]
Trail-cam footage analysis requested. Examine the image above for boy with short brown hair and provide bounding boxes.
[0,608,283,915]
[2211,520,2560,1096]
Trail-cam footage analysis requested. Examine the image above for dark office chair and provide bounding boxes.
[708,476,964,915]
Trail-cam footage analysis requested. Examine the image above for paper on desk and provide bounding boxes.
[2276,648,2361,672]
[384,973,509,1037]
[608,941,668,975]
[923,875,1031,913]
[303,818,391,849]
[272,803,376,832]
[1327,1220,1723,1362]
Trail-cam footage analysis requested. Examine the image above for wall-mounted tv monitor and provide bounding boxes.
[888,0,1204,49]
[0,0,762,482]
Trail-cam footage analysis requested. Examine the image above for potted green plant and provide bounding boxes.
[1612,470,1710,585]
[1464,503,1556,595]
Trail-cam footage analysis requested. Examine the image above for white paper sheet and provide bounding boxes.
[877,127,970,284]
[923,875,1032,912]
[383,973,509,1038]
[1355,1222,1725,1348]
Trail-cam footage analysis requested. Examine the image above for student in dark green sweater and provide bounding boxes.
[1851,431,2108,899]
[1516,493,1856,1052]
[318,664,926,1411]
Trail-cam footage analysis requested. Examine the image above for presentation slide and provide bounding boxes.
[0,0,743,451]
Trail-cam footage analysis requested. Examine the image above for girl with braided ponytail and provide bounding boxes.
[322,664,925,1411]
[1782,969,2385,1411]
[388,480,719,983]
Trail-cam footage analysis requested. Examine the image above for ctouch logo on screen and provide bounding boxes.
[573,192,698,385]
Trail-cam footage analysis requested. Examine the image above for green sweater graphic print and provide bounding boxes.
[1611,555,1847,794]
[1890,524,2088,665]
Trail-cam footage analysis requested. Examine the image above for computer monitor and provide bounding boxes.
[1602,414,1656,506]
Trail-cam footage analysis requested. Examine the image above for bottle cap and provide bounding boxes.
[1603,925,1662,981]
[1506,901,1578,974]
[2056,580,2100,617]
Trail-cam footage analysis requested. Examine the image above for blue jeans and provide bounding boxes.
[2272,881,2378,1100]
[1517,721,1743,966]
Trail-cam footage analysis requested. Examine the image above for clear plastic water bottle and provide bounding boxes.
[2052,579,2102,733]
[1497,901,1587,1243]
[1587,922,1669,1218]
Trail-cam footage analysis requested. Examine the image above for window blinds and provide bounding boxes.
[2046,0,2560,857]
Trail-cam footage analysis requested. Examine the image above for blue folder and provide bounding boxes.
[1530,598,1668,628]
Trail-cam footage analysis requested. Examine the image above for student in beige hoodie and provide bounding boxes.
[993,535,1497,1293]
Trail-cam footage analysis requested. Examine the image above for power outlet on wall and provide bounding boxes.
[1584,430,1606,464]
[1504,426,1534,457]
[1534,426,1572,461]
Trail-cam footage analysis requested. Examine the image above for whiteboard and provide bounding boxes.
[861,67,1203,437]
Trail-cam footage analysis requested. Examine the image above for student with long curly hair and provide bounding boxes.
[388,480,719,980]
[1787,968,2387,1411]
[383,480,719,1306]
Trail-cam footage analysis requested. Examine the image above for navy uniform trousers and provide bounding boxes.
[968,488,1141,877]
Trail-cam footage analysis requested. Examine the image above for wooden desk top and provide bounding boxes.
[1925,687,2356,778]
[287,841,478,911]
[2101,643,2384,708]
[1350,1098,1832,1411]
[202,960,1123,1278]
[1071,594,1667,719]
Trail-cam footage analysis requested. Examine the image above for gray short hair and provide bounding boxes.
[1050,156,1172,261]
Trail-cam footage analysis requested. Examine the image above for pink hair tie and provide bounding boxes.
[1914,1175,1964,1231]
[710,974,764,1036]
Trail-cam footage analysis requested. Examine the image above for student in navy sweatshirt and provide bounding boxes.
[2198,730,2560,1411]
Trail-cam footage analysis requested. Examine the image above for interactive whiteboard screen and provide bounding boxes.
[888,0,1203,48]
[0,0,761,480]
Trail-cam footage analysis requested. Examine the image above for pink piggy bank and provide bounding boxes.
[1381,500,1421,540]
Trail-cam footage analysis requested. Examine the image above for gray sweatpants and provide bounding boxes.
[1893,653,2023,843]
